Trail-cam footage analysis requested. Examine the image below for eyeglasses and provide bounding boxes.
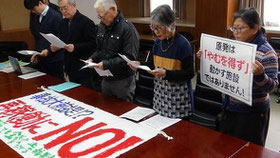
[229,26,249,33]
[98,12,108,20]
[149,24,163,32]
[59,4,71,12]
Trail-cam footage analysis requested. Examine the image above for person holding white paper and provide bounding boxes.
[39,0,99,89]
[197,8,278,146]
[88,0,139,101]
[129,5,194,119]
[24,0,64,79]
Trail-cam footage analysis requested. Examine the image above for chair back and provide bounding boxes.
[0,41,28,62]
[190,72,223,130]
[133,69,154,108]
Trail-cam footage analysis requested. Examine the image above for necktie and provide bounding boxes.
[68,21,72,32]
[39,15,44,23]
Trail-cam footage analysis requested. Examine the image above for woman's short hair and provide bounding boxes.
[233,8,261,29]
[150,4,175,27]
[94,0,117,11]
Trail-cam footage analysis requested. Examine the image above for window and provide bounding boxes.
[264,0,280,26]
[141,0,186,19]
[150,0,173,12]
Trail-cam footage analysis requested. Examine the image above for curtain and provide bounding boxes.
[239,0,264,25]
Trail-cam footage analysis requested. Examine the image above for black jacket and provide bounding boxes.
[57,11,97,78]
[90,11,139,81]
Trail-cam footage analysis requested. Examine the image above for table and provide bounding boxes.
[0,72,279,158]
[232,143,280,158]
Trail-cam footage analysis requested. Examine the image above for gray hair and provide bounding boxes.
[94,0,117,11]
[57,0,76,5]
[151,5,175,28]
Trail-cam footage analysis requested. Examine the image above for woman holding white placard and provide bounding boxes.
[197,8,278,146]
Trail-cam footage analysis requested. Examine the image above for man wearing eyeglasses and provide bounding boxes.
[88,0,139,101]
[24,0,64,79]
[40,0,99,89]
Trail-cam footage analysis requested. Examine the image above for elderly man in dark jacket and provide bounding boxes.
[89,0,139,101]
[41,0,98,89]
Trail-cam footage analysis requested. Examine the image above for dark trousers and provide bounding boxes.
[90,75,102,92]
[220,109,270,146]
[68,73,92,89]
[101,75,136,102]
[39,61,64,79]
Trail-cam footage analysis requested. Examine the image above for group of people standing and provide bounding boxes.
[24,0,278,147]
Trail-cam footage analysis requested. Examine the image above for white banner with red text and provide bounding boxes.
[0,90,158,158]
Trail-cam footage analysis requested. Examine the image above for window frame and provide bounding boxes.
[141,0,186,20]
[263,0,280,26]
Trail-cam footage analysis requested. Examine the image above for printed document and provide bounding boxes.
[80,59,98,70]
[118,53,151,71]
[17,50,40,56]
[94,67,113,77]
[18,71,46,80]
[40,33,66,48]
[80,59,113,77]
[139,114,181,131]
[120,107,155,122]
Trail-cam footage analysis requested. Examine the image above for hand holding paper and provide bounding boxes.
[118,53,151,71]
[80,59,113,77]
[80,59,98,70]
[40,33,66,48]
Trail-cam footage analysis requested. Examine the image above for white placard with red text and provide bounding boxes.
[200,33,257,105]
[0,90,158,158]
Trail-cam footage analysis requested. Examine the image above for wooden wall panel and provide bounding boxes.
[195,0,229,38]
[115,0,140,17]
[227,0,239,27]
[186,0,196,26]
[0,16,2,31]
[0,0,29,31]
[0,29,35,50]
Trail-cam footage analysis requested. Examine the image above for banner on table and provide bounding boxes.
[200,33,257,105]
[0,90,158,158]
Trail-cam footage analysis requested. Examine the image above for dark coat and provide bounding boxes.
[58,11,97,79]
[90,11,139,81]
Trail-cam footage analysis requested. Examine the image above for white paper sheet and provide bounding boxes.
[139,114,181,131]
[40,33,66,48]
[79,59,113,76]
[80,59,98,70]
[118,53,151,71]
[94,67,113,76]
[80,62,98,70]
[17,50,40,56]
[0,90,158,158]
[138,65,151,71]
[120,107,155,122]
[18,71,46,80]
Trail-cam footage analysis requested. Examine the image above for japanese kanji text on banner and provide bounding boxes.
[0,90,158,158]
